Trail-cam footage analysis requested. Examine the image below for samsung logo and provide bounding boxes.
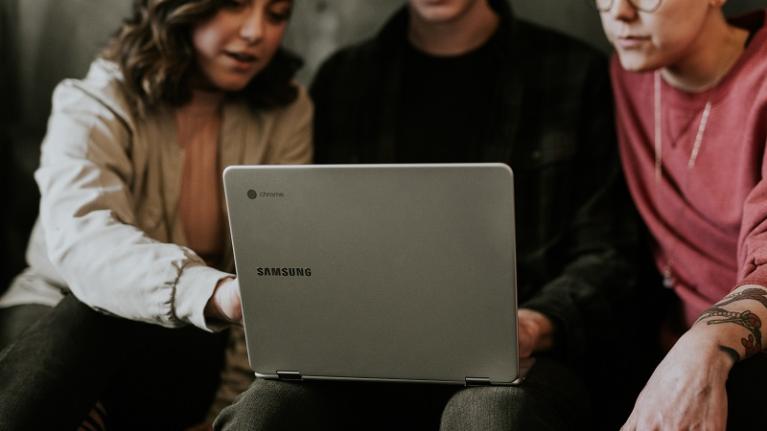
[256,267,312,277]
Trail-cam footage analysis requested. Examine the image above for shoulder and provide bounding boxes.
[513,19,604,63]
[51,59,136,132]
[243,82,313,143]
[740,15,767,94]
[505,19,609,103]
[265,82,313,125]
[500,18,609,99]
[310,35,384,98]
[321,36,382,70]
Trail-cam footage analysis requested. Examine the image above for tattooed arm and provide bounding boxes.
[696,286,767,360]
[621,284,767,431]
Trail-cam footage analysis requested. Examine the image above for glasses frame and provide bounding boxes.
[588,0,662,13]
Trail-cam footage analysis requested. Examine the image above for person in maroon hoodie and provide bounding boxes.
[597,0,767,429]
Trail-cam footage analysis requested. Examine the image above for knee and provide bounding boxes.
[213,380,319,431]
[441,386,524,429]
[447,386,524,410]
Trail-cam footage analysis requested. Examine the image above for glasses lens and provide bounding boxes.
[594,0,613,11]
[634,0,661,11]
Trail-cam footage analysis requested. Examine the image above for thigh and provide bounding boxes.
[214,378,457,431]
[0,303,52,351]
[214,379,352,431]
[0,294,227,431]
[0,295,124,429]
[440,357,591,431]
[102,324,228,430]
[727,353,767,430]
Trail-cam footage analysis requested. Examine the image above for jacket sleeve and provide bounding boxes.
[520,54,640,367]
[35,80,230,331]
[736,133,767,289]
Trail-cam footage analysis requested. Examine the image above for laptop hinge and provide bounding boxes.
[465,377,492,387]
[276,371,303,381]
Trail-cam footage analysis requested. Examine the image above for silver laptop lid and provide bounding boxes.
[224,163,518,385]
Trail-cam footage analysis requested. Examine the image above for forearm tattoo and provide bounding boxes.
[696,288,767,360]
[719,345,741,364]
[698,307,762,357]
[717,288,767,309]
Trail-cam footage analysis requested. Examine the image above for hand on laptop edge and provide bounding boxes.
[204,276,243,325]
[517,308,555,359]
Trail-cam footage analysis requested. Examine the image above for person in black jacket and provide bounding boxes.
[215,0,641,429]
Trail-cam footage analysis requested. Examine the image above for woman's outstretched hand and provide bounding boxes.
[205,277,242,324]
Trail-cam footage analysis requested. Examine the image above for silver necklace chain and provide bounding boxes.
[653,71,712,182]
[653,71,713,288]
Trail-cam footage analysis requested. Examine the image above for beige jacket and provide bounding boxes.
[0,59,313,331]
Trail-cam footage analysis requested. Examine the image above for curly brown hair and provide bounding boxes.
[103,0,301,114]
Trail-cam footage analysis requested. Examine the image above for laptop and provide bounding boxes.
[223,163,521,386]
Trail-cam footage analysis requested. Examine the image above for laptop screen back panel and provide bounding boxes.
[224,164,518,385]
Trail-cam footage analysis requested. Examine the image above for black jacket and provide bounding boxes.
[310,2,640,371]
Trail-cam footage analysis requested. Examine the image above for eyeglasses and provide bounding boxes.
[591,0,662,13]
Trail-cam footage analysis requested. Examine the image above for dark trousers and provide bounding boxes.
[723,353,767,430]
[213,356,591,431]
[0,294,227,430]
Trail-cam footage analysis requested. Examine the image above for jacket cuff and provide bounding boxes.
[520,281,586,367]
[174,264,233,332]
[737,264,767,291]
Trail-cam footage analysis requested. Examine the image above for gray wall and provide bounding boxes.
[283,1,403,84]
[13,0,131,130]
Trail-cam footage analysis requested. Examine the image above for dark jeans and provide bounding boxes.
[0,294,227,430]
[214,356,590,431]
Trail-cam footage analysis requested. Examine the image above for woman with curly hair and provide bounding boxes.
[0,0,310,429]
